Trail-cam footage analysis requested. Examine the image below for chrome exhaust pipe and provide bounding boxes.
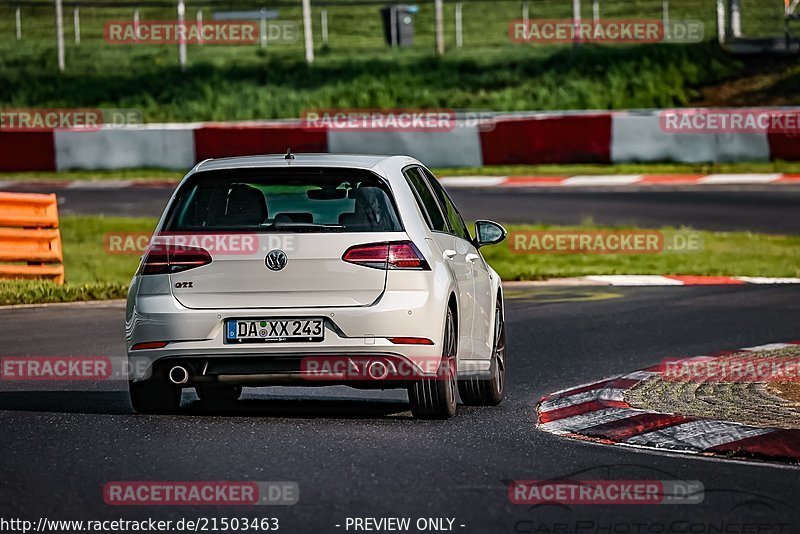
[168,365,189,385]
[367,361,389,380]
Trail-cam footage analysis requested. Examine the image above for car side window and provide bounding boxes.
[422,168,472,242]
[404,167,448,232]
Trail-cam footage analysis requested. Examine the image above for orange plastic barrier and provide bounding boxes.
[0,193,64,284]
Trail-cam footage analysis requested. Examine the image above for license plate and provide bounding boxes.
[225,318,325,343]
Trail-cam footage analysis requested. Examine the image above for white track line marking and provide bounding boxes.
[539,408,641,434]
[741,343,795,352]
[439,177,507,188]
[437,174,800,189]
[698,174,782,184]
[621,370,658,381]
[547,378,619,397]
[66,180,134,189]
[585,275,684,286]
[543,370,655,404]
[539,388,627,412]
[735,277,800,284]
[562,175,643,186]
[510,276,800,288]
[624,420,774,451]
[505,278,606,287]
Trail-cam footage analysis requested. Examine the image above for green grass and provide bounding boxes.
[60,215,157,284]
[4,161,800,183]
[0,280,130,306]
[437,161,800,177]
[1,216,797,305]
[0,215,156,306]
[0,40,740,122]
[0,168,186,181]
[2,0,785,51]
[3,1,795,121]
[2,0,754,51]
[482,224,800,281]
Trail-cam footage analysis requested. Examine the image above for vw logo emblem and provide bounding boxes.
[265,249,288,271]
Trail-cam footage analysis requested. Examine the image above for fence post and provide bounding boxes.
[196,9,203,45]
[177,0,187,70]
[134,9,140,44]
[716,0,726,43]
[302,0,315,64]
[260,8,267,48]
[54,0,65,72]
[592,0,599,24]
[572,0,581,46]
[729,0,741,37]
[390,6,397,47]
[321,8,329,46]
[73,7,80,44]
[662,0,669,39]
[785,0,790,48]
[434,0,444,55]
[15,7,21,40]
[522,1,529,26]
[455,2,463,48]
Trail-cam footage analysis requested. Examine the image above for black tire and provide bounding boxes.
[196,384,243,403]
[458,298,506,406]
[408,307,458,419]
[129,376,181,414]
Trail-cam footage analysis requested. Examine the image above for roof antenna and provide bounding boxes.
[284,148,295,160]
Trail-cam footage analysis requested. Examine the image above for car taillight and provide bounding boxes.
[342,241,430,270]
[131,341,169,350]
[387,337,434,345]
[140,245,212,275]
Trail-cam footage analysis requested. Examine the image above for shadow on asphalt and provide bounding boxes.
[182,398,411,419]
[0,391,411,419]
[0,391,130,415]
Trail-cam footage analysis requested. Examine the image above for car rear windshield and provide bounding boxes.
[164,168,403,233]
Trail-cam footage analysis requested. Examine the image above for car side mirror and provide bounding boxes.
[474,220,507,248]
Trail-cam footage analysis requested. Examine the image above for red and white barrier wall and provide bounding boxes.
[611,111,771,163]
[2,109,799,172]
[54,124,198,170]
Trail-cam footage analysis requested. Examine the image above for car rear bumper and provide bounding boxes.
[126,289,457,381]
[130,352,459,389]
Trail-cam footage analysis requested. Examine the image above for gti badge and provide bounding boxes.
[265,249,288,271]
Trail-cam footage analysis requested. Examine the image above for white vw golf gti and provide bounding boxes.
[126,154,507,419]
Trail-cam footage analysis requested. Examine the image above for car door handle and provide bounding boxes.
[443,249,457,260]
[465,253,480,263]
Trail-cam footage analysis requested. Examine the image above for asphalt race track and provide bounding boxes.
[1,285,799,532]
[450,186,800,234]
[4,183,800,234]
